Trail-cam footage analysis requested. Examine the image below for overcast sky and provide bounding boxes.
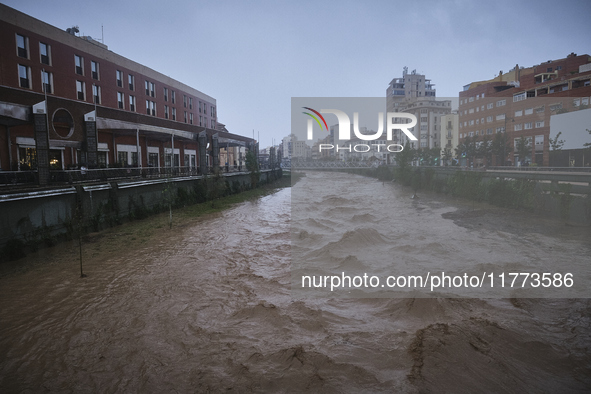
[3,0,591,147]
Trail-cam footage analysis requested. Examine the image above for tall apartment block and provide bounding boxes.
[386,67,451,150]
[458,53,591,166]
[0,4,253,185]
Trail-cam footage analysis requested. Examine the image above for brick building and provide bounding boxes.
[0,4,253,185]
[458,53,591,167]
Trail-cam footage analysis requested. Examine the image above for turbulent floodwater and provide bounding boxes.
[1,175,591,393]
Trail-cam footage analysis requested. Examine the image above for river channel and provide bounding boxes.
[1,173,590,392]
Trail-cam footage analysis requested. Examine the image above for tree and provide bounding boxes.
[583,129,591,149]
[550,131,565,151]
[477,135,492,166]
[455,139,467,165]
[245,150,260,188]
[442,147,453,166]
[515,136,532,165]
[549,131,565,166]
[491,132,510,166]
[462,136,478,167]
[396,141,415,169]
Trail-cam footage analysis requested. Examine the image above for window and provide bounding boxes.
[146,100,156,116]
[524,122,532,130]
[145,81,155,97]
[184,111,187,123]
[18,64,31,88]
[190,113,193,124]
[183,95,187,108]
[171,90,175,104]
[41,70,53,93]
[469,97,474,102]
[164,105,169,119]
[496,127,505,133]
[487,103,493,109]
[513,92,526,102]
[172,107,176,121]
[535,106,545,113]
[118,151,128,166]
[487,128,493,135]
[496,114,505,121]
[92,85,101,104]
[211,119,215,128]
[514,124,523,131]
[75,55,84,75]
[496,99,506,107]
[515,110,523,117]
[211,106,215,117]
[91,61,99,80]
[547,67,552,72]
[535,121,545,128]
[16,34,28,58]
[199,115,203,126]
[486,116,492,122]
[203,103,207,113]
[164,87,168,102]
[76,80,85,100]
[40,42,50,65]
[129,95,136,112]
[549,103,562,111]
[189,97,193,109]
[525,108,533,115]
[469,108,474,114]
[128,74,134,90]
[117,92,124,109]
[582,97,589,106]
[116,70,123,87]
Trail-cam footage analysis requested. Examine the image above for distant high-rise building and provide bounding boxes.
[386,67,451,152]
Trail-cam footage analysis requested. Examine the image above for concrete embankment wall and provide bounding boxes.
[0,169,282,260]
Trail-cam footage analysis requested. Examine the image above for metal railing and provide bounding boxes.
[0,166,219,187]
[0,170,39,186]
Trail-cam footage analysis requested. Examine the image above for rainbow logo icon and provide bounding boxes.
[302,107,328,132]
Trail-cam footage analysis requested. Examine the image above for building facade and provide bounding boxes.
[458,53,591,167]
[386,68,451,158]
[439,111,459,165]
[0,4,253,185]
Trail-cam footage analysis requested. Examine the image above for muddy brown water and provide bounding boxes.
[1,175,590,393]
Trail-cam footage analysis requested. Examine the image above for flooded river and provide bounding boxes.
[1,173,590,392]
